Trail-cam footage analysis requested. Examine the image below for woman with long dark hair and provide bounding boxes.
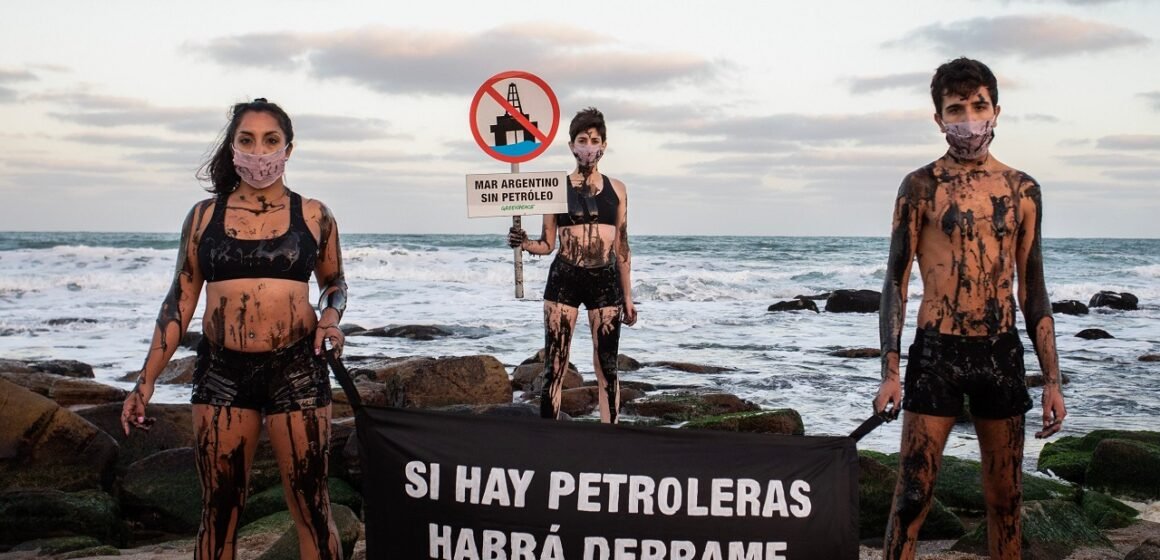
[120,99,347,559]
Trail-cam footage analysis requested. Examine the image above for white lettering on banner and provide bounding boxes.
[581,538,788,560]
[789,481,812,517]
[430,523,567,560]
[405,461,441,500]
[456,466,535,507]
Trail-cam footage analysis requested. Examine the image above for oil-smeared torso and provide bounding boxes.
[556,174,620,267]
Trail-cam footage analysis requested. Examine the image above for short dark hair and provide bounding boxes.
[569,107,606,142]
[197,98,295,195]
[930,58,998,113]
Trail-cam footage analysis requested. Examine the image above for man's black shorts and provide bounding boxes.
[902,328,1034,419]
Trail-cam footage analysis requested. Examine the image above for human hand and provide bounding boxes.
[873,376,901,421]
[507,227,527,249]
[1035,384,1066,439]
[315,323,344,357]
[121,379,155,435]
[621,301,638,326]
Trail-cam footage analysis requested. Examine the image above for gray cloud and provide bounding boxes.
[1102,169,1160,181]
[658,111,934,154]
[1138,91,1160,111]
[294,114,401,142]
[63,132,209,153]
[196,24,725,95]
[888,15,1150,59]
[847,72,929,95]
[1061,153,1160,166]
[0,68,37,102]
[1096,134,1160,150]
[1057,138,1092,147]
[684,150,928,177]
[44,92,224,134]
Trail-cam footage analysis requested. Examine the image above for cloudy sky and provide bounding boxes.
[1,0,1157,237]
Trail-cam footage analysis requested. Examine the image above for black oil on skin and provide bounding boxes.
[283,410,339,559]
[154,203,212,355]
[879,169,936,363]
[540,305,575,420]
[195,407,249,560]
[593,310,621,423]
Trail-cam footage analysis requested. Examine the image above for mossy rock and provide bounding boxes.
[0,489,126,547]
[1078,488,1139,530]
[879,454,1071,514]
[1038,430,1160,485]
[622,391,759,422]
[10,535,103,554]
[952,499,1111,560]
[1086,438,1160,501]
[254,504,361,560]
[239,510,295,538]
[682,409,804,435]
[240,477,363,526]
[59,545,121,558]
[856,452,964,540]
[120,447,202,534]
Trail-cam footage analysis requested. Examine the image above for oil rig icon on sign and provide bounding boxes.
[489,82,540,157]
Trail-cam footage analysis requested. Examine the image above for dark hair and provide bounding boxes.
[930,58,998,113]
[569,107,606,143]
[197,98,295,195]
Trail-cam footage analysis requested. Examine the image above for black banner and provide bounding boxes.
[355,406,859,560]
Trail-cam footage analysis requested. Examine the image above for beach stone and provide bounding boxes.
[795,292,831,300]
[617,354,642,371]
[511,361,581,393]
[1125,537,1160,560]
[0,380,118,492]
[620,386,646,402]
[240,477,361,526]
[1052,300,1089,315]
[620,380,656,392]
[0,489,126,547]
[1089,290,1139,311]
[828,347,881,359]
[157,355,198,384]
[46,318,99,327]
[1079,489,1139,530]
[1140,355,1160,362]
[0,371,126,406]
[77,402,195,471]
[1086,438,1160,500]
[1076,328,1114,340]
[951,499,1111,560]
[1038,430,1160,485]
[327,418,357,482]
[875,453,1072,515]
[825,289,881,313]
[0,358,36,373]
[58,544,121,558]
[330,379,391,418]
[856,452,964,540]
[10,535,103,554]
[623,391,759,422]
[365,355,511,408]
[768,299,819,313]
[560,386,601,418]
[646,361,733,374]
[255,503,361,560]
[1025,373,1071,388]
[350,325,451,340]
[120,447,202,533]
[682,409,805,436]
[29,359,95,378]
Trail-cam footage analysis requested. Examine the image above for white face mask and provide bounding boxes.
[233,145,288,189]
[571,142,604,169]
[942,119,995,161]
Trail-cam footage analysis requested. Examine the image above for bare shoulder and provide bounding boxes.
[1003,168,1042,198]
[898,162,939,201]
[301,196,337,223]
[608,176,627,195]
[187,197,217,229]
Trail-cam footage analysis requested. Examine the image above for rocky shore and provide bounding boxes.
[3,316,1159,559]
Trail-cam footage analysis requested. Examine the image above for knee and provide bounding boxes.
[892,480,934,523]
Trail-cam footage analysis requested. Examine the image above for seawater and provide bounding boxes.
[1,232,1158,469]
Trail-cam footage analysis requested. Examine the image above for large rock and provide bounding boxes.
[1075,328,1114,340]
[1052,300,1089,315]
[120,447,202,533]
[559,386,601,418]
[856,452,963,540]
[1126,537,1160,560]
[350,325,451,340]
[0,380,118,492]
[645,361,733,374]
[828,348,881,359]
[0,489,126,547]
[1038,430,1160,485]
[1089,291,1139,311]
[0,359,95,378]
[365,355,511,408]
[240,477,362,526]
[1086,438,1160,500]
[255,503,361,560]
[825,289,881,313]
[0,371,126,406]
[767,299,819,313]
[623,392,760,422]
[618,354,642,371]
[77,402,195,471]
[511,361,581,394]
[1141,355,1160,362]
[951,500,1111,560]
[430,403,541,418]
[1078,488,1139,530]
[682,409,804,435]
[927,455,1072,514]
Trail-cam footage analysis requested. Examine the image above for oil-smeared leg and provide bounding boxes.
[541,301,579,419]
[883,412,955,560]
[267,406,341,560]
[588,306,621,423]
[977,415,1025,560]
[193,405,261,560]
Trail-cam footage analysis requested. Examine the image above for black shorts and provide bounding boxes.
[543,258,622,310]
[190,335,332,414]
[902,328,1033,420]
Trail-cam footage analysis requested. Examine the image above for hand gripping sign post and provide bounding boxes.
[467,70,565,298]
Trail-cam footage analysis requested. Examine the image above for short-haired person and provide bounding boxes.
[508,107,637,423]
[120,99,348,559]
[874,59,1067,559]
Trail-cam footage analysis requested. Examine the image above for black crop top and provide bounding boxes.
[197,191,318,283]
[556,175,619,227]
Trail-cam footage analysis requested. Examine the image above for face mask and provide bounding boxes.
[943,119,995,161]
[571,143,604,169]
[233,145,288,189]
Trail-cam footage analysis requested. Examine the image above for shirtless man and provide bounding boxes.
[873,58,1067,560]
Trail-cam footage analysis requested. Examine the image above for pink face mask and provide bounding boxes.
[233,146,288,189]
[943,119,995,161]
[571,143,604,169]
